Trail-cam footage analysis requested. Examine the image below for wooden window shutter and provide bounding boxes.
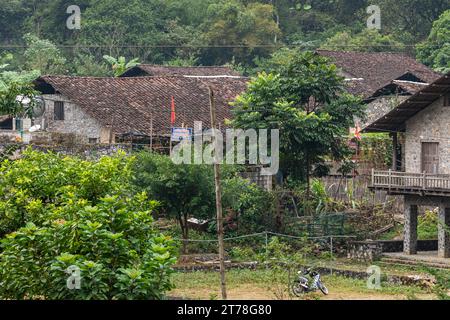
[54,101,65,120]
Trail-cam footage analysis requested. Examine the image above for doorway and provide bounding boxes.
[421,142,439,174]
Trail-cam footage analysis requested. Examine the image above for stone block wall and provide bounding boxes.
[38,94,106,144]
[347,241,383,262]
[405,96,450,174]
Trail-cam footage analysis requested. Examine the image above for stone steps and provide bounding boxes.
[380,257,450,270]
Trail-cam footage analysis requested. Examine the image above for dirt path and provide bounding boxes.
[169,284,434,300]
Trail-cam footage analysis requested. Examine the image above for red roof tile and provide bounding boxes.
[317,50,441,97]
[35,76,248,136]
[120,65,241,77]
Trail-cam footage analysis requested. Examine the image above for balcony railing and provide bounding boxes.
[371,170,450,196]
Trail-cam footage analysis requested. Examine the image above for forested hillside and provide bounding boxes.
[0,0,449,76]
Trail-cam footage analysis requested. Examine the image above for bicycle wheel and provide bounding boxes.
[318,282,329,295]
[291,283,307,297]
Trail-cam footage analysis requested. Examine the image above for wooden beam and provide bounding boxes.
[391,132,398,171]
[418,92,442,96]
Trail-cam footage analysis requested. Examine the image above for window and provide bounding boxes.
[444,94,450,107]
[54,101,64,120]
[88,138,98,144]
[0,117,13,130]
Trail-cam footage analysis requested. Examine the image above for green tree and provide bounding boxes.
[321,29,405,52]
[132,152,215,253]
[200,0,281,65]
[0,56,40,118]
[73,54,112,77]
[103,55,139,77]
[377,0,450,41]
[231,51,365,190]
[417,10,450,73]
[79,0,170,62]
[23,34,67,74]
[0,149,177,300]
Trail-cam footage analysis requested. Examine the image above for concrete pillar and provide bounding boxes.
[438,206,450,258]
[404,204,418,255]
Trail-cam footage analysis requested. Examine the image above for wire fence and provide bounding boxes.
[173,231,357,260]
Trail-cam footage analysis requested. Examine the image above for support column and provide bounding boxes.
[391,132,398,171]
[404,203,418,255]
[438,206,450,258]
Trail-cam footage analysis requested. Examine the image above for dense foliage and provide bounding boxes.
[0,150,177,299]
[0,149,132,236]
[0,0,448,73]
[132,152,273,251]
[417,10,450,73]
[231,51,365,182]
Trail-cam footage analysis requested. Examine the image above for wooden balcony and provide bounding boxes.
[370,170,450,197]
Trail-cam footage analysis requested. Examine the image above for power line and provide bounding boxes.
[0,44,440,49]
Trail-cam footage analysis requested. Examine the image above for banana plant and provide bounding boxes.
[103,55,140,77]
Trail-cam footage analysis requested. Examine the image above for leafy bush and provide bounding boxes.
[0,148,132,236]
[221,177,274,234]
[0,150,177,300]
[133,152,274,251]
[132,152,215,253]
[0,192,177,300]
[418,209,438,240]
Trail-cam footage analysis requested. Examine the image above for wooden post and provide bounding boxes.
[371,168,375,187]
[150,112,153,152]
[423,171,427,190]
[391,132,398,171]
[388,169,392,191]
[209,86,227,300]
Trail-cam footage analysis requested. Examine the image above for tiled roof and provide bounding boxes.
[34,76,248,136]
[317,50,441,98]
[365,71,450,132]
[120,65,241,77]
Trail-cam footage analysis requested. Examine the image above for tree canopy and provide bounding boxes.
[231,51,365,183]
[0,0,448,71]
[417,10,450,73]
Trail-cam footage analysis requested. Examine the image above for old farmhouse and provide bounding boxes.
[0,53,440,155]
[9,75,248,146]
[367,71,450,258]
[316,50,441,127]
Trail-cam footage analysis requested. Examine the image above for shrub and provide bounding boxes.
[418,209,438,240]
[132,152,274,251]
[132,152,215,253]
[0,148,132,236]
[221,177,274,234]
[0,193,177,300]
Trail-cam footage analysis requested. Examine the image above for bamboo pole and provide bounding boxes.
[208,86,227,300]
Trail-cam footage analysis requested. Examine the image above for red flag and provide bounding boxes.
[354,124,362,141]
[170,96,176,126]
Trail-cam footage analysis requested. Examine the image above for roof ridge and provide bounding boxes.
[135,64,233,69]
[40,75,249,81]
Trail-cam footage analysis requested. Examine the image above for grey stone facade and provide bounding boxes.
[35,94,111,144]
[405,96,450,174]
[400,97,450,258]
[362,96,409,129]
[438,207,450,258]
[347,241,383,262]
[404,195,450,258]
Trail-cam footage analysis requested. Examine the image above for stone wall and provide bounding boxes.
[377,240,438,253]
[347,241,383,262]
[363,96,408,128]
[405,96,450,174]
[37,94,108,144]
